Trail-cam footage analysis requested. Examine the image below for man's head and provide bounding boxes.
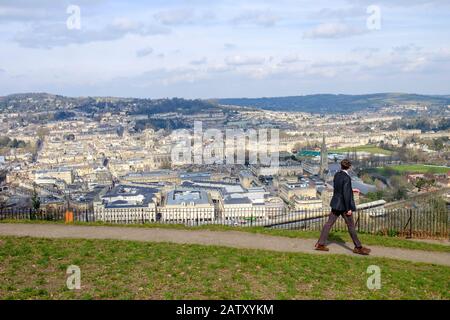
[341,159,352,170]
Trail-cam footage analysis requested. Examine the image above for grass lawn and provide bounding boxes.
[375,164,450,175]
[0,236,449,300]
[330,145,393,156]
[1,220,449,253]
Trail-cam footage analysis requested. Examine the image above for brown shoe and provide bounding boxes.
[315,243,329,251]
[353,247,371,255]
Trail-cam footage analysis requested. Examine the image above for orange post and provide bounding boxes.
[65,211,73,223]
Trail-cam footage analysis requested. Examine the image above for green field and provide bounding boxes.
[374,164,450,175]
[0,236,449,300]
[2,220,450,253]
[330,145,393,155]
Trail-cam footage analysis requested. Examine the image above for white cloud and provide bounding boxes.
[392,44,422,54]
[1,1,450,97]
[346,0,450,7]
[190,57,208,65]
[0,6,50,21]
[312,60,357,68]
[232,10,280,27]
[224,43,237,50]
[303,22,367,39]
[207,65,234,73]
[0,0,105,23]
[136,47,154,58]
[123,67,210,87]
[225,55,266,66]
[280,54,303,64]
[314,6,366,19]
[152,8,217,27]
[14,20,171,48]
[154,8,196,25]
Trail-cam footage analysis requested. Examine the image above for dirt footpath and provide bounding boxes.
[0,223,449,266]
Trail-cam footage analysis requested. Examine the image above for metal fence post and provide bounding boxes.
[355,211,360,231]
[407,208,413,239]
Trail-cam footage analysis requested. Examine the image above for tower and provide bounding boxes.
[319,133,328,180]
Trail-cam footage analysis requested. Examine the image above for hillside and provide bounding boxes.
[0,93,222,115]
[217,93,450,114]
[1,235,449,299]
[1,92,450,115]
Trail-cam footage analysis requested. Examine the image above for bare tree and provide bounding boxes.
[0,196,7,211]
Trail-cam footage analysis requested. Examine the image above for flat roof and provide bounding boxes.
[104,185,159,198]
[124,170,177,177]
[239,170,254,177]
[102,185,159,208]
[224,197,252,205]
[179,172,211,179]
[282,182,313,189]
[166,190,210,205]
[36,167,73,173]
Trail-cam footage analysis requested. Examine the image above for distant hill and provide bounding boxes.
[216,93,450,114]
[0,93,222,115]
[1,92,450,115]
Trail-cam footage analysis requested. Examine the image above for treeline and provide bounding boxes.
[217,93,450,114]
[35,111,77,122]
[0,137,28,149]
[0,93,79,112]
[75,97,220,115]
[0,93,222,116]
[134,118,190,131]
[388,117,450,131]
[363,175,409,203]
[129,98,219,115]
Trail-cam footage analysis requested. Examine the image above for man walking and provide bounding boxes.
[315,159,371,255]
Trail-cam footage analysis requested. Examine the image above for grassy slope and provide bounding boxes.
[0,236,449,300]
[1,220,449,253]
[373,164,450,176]
[390,164,450,173]
[329,145,393,155]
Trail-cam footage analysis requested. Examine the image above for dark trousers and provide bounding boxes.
[317,210,362,248]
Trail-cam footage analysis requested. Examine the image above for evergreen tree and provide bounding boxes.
[32,189,41,213]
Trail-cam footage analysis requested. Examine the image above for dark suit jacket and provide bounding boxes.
[330,170,356,213]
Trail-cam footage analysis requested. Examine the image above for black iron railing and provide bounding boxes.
[0,206,448,239]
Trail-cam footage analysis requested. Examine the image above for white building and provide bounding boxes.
[93,185,158,223]
[177,180,286,222]
[293,196,323,210]
[35,168,74,185]
[159,189,215,223]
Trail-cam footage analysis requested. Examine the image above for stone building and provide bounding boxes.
[93,185,158,223]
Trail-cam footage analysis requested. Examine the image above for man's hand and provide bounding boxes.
[346,210,352,216]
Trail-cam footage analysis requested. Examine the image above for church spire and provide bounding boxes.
[319,133,328,180]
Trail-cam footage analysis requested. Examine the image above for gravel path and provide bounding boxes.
[0,223,449,266]
[409,238,450,246]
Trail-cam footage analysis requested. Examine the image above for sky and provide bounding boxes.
[0,0,449,99]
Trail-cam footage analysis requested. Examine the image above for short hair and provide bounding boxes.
[341,159,352,170]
